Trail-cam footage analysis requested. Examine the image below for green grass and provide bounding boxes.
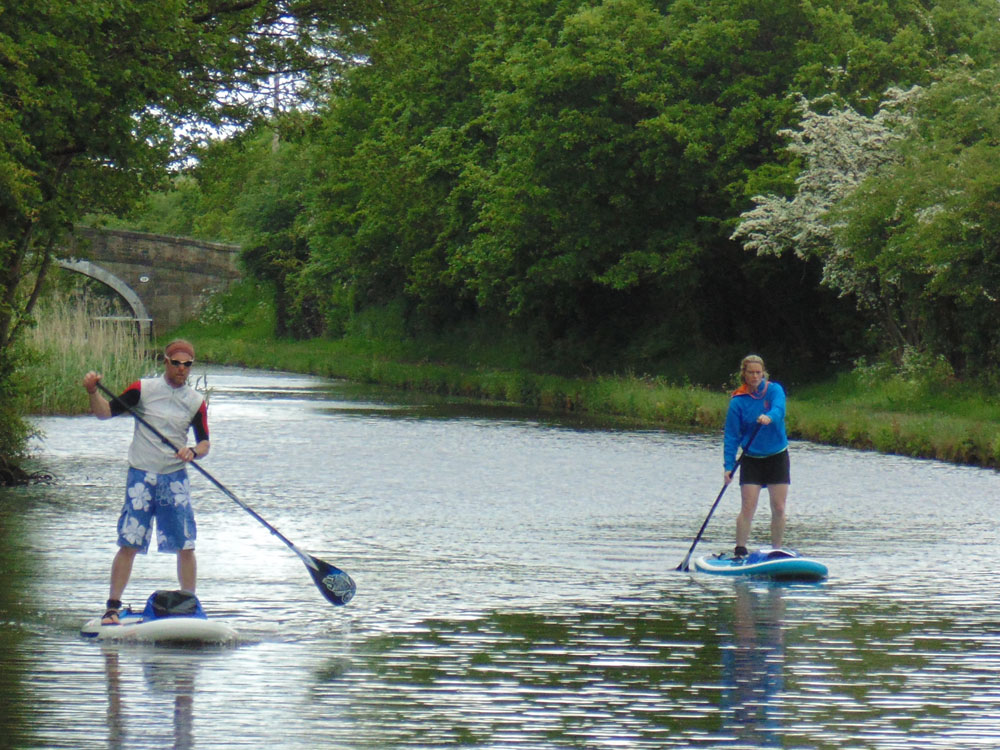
[184,329,1000,467]
[28,281,1000,468]
[790,369,1000,466]
[168,324,1000,467]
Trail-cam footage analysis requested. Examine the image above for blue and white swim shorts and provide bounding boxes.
[117,467,197,553]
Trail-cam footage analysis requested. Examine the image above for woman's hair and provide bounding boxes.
[740,354,768,383]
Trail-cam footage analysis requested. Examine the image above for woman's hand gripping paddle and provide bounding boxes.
[97,382,356,606]
[676,421,763,572]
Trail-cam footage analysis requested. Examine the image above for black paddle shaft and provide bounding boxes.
[676,421,764,572]
[96,381,356,606]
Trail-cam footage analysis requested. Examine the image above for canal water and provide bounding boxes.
[2,366,1000,749]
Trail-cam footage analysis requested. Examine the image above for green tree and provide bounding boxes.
[733,62,1000,376]
[0,0,359,478]
[833,64,1000,374]
[126,0,1000,377]
[305,0,993,365]
[300,1,494,334]
[731,88,922,346]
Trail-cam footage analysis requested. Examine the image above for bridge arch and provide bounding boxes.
[57,226,242,337]
[55,258,152,337]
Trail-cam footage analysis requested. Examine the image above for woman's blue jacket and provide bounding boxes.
[723,379,788,472]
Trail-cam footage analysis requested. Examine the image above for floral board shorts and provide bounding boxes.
[117,467,197,554]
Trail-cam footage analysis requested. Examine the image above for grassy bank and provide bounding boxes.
[25,282,1000,470]
[789,369,1000,467]
[169,319,1000,470]
[175,331,733,427]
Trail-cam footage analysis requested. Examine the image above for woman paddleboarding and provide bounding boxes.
[723,354,790,558]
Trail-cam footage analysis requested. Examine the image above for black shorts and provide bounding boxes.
[739,450,790,487]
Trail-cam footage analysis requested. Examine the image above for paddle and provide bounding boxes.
[676,421,763,572]
[96,381,356,606]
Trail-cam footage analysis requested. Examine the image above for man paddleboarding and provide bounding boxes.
[83,339,210,625]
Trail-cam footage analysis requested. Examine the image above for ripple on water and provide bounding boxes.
[5,366,1000,748]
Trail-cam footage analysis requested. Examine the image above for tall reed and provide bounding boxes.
[22,292,153,415]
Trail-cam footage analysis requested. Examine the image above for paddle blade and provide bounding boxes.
[306,555,356,606]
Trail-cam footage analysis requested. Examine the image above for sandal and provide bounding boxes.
[102,598,122,626]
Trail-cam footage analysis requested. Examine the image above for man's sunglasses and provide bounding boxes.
[168,358,194,368]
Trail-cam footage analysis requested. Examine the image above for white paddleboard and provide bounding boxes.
[81,610,238,644]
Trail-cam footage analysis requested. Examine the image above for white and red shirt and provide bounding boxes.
[110,376,209,474]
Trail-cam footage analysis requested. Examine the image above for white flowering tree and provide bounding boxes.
[731,87,925,352]
[833,66,1000,372]
[733,67,1000,373]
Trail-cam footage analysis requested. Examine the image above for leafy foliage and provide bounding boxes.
[268,0,996,370]
[731,88,922,325]
[16,0,1000,401]
[833,64,1000,372]
[733,60,1000,375]
[0,0,361,473]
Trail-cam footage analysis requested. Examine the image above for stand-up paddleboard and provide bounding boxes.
[80,590,237,644]
[693,547,828,582]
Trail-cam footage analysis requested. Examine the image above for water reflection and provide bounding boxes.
[7,367,1000,748]
[104,651,125,749]
[103,647,226,750]
[719,583,785,746]
[0,496,34,749]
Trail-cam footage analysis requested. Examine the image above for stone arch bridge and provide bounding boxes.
[57,226,242,338]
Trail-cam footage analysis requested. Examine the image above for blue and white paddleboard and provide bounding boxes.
[80,591,237,644]
[693,548,828,582]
